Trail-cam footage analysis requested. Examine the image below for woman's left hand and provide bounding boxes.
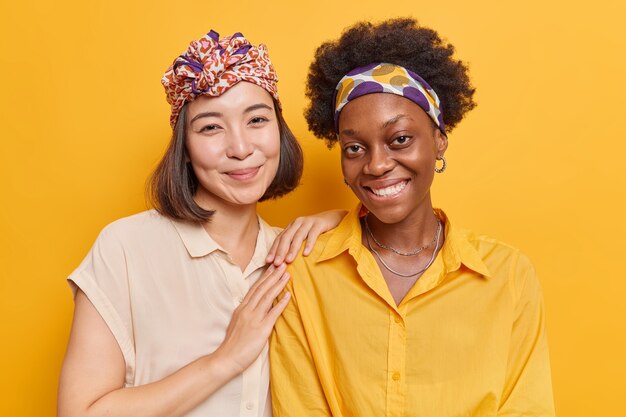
[266,209,347,265]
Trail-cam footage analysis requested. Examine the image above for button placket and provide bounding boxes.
[216,254,249,307]
[386,310,407,414]
[239,344,264,416]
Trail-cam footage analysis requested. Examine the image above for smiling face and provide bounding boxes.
[186,81,281,210]
[338,93,448,225]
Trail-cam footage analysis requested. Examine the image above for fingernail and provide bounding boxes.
[274,256,283,265]
[267,264,275,273]
[282,272,290,280]
[277,263,287,272]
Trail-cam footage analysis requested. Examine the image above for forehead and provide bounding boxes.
[188,81,274,116]
[338,93,432,130]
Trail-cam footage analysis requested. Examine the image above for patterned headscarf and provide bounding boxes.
[333,63,445,134]
[162,30,280,128]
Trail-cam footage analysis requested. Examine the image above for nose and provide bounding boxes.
[364,146,394,176]
[225,129,254,160]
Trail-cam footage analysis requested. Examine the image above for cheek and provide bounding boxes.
[417,155,436,173]
[340,156,356,179]
[187,140,222,171]
[411,155,437,189]
[410,143,437,172]
[266,137,280,160]
[259,127,281,172]
[265,128,281,158]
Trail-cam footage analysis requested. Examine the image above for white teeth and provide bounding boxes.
[371,181,407,197]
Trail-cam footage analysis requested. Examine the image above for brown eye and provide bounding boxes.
[199,124,220,132]
[343,144,365,157]
[391,135,411,146]
[249,116,269,125]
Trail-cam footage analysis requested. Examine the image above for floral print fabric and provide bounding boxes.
[162,30,280,128]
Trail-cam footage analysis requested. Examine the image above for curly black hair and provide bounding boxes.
[305,18,476,146]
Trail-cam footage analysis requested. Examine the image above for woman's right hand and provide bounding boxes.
[266,209,348,265]
[215,263,292,374]
[59,266,291,417]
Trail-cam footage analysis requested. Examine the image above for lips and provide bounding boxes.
[364,180,409,198]
[224,166,261,180]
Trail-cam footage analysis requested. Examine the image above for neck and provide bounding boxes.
[195,193,260,270]
[203,204,259,246]
[365,200,440,253]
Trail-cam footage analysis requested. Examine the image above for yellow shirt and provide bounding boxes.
[270,205,555,417]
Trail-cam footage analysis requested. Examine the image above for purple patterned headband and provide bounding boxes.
[333,63,445,134]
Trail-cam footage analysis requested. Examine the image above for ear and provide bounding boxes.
[435,130,448,158]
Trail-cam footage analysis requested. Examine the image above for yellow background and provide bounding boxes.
[1,0,624,415]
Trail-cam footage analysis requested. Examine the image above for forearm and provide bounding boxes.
[60,265,290,417]
[60,350,239,417]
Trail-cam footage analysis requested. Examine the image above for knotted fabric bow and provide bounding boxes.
[162,30,280,128]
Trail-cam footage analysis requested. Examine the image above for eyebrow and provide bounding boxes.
[381,114,411,128]
[244,103,273,113]
[339,128,357,137]
[190,111,222,124]
[189,103,273,124]
[339,114,412,137]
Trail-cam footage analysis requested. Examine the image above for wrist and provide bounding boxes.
[210,347,245,380]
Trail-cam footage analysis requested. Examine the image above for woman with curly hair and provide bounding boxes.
[270,18,555,416]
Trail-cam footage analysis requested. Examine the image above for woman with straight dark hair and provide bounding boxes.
[58,29,343,417]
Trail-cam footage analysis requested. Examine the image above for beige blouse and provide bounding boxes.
[68,210,279,417]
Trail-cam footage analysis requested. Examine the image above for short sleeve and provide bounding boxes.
[68,224,136,384]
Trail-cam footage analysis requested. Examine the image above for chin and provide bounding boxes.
[229,186,271,206]
[360,203,405,225]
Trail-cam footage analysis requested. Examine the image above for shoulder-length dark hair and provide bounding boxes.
[148,99,303,223]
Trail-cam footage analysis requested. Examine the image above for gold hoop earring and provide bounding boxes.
[435,156,447,173]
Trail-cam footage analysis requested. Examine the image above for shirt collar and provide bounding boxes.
[317,204,364,263]
[171,218,221,258]
[248,218,274,271]
[317,204,491,279]
[435,208,491,278]
[170,216,273,269]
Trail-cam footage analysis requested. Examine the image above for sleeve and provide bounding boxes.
[498,252,555,416]
[67,224,136,383]
[270,278,332,417]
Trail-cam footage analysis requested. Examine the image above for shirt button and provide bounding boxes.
[392,371,401,381]
[246,402,254,410]
[238,296,244,303]
[394,316,401,323]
